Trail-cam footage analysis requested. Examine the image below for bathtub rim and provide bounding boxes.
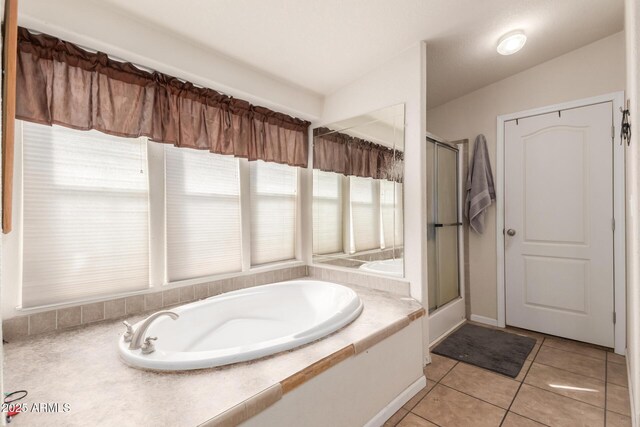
[118,280,364,371]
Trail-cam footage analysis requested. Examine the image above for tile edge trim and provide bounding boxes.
[280,344,355,394]
[205,306,426,426]
[199,383,283,427]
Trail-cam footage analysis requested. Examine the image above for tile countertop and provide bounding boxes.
[3,282,424,427]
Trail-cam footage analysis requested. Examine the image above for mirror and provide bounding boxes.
[312,104,405,278]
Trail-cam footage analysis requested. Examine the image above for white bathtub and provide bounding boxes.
[358,258,403,277]
[118,280,363,371]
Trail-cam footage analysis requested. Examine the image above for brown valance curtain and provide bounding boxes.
[313,127,404,182]
[15,27,310,167]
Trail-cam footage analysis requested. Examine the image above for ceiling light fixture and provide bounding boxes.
[497,31,527,55]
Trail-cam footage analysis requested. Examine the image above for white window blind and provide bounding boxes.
[165,146,242,281]
[380,180,404,248]
[350,176,380,252]
[250,160,297,265]
[394,183,404,245]
[22,123,150,307]
[312,170,343,254]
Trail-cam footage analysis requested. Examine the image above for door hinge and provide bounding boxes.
[613,312,617,324]
[612,218,616,232]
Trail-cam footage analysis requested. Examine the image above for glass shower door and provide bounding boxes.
[427,138,461,313]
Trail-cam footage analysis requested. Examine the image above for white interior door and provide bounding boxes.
[504,102,614,347]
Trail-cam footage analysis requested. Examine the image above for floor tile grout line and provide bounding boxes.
[538,341,609,363]
[438,334,614,406]
[604,354,631,420]
[418,326,625,426]
[504,410,552,427]
[506,326,611,353]
[540,342,610,362]
[605,352,630,388]
[407,411,444,427]
[523,381,607,411]
[404,359,456,427]
[499,337,541,427]
[529,358,607,383]
[607,408,633,418]
[396,358,454,424]
[484,325,630,422]
[437,382,511,412]
[439,335,607,426]
[424,358,458,386]
[523,337,612,413]
[426,352,537,417]
[392,408,410,426]
[603,354,633,418]
[390,359,445,425]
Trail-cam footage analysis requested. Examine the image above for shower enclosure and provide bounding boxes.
[426,136,462,317]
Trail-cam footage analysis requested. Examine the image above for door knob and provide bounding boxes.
[506,229,516,236]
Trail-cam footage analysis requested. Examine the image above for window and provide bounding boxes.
[349,176,380,252]
[313,170,343,254]
[250,160,298,265]
[18,124,301,308]
[380,180,403,248]
[21,123,150,307]
[165,146,242,281]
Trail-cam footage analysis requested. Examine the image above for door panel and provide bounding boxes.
[523,128,587,244]
[505,102,614,347]
[437,147,458,224]
[524,256,587,313]
[426,140,461,312]
[436,225,460,307]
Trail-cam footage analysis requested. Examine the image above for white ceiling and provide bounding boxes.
[98,0,623,108]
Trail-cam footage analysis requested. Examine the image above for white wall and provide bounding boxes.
[320,42,429,352]
[624,0,640,423]
[17,0,323,121]
[427,31,626,321]
[243,321,424,427]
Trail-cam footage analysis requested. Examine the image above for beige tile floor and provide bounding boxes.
[384,324,632,427]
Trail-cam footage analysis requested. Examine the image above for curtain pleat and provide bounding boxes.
[15,27,310,168]
[313,127,404,182]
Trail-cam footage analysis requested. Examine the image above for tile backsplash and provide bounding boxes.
[3,265,307,342]
[3,265,412,342]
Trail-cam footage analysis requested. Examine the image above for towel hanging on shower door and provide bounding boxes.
[465,134,495,234]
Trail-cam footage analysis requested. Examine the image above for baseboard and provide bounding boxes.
[429,318,466,349]
[626,348,637,426]
[364,375,426,427]
[470,314,499,327]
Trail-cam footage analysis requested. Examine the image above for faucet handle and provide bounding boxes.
[122,321,134,343]
[141,336,158,355]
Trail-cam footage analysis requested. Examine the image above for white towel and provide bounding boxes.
[465,134,495,233]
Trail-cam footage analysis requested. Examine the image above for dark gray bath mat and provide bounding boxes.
[433,323,536,378]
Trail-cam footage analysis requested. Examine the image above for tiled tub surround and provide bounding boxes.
[2,265,308,341]
[3,283,425,426]
[308,265,411,296]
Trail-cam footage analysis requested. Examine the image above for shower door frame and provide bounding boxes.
[426,134,466,346]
